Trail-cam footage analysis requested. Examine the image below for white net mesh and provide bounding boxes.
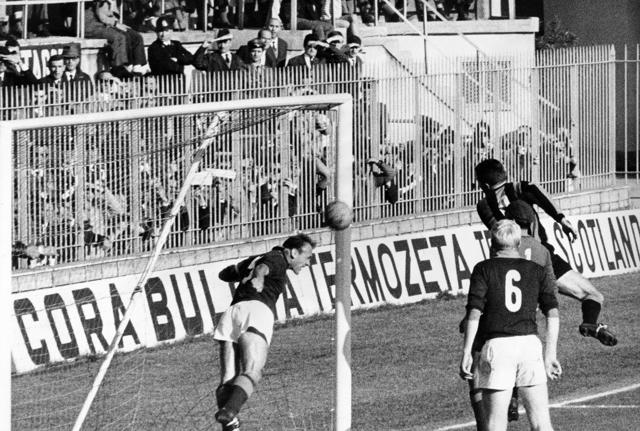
[11,101,342,430]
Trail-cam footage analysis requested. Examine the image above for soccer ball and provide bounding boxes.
[325,200,353,231]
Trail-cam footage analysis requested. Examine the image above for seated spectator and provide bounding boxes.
[237,29,274,67]
[84,0,149,76]
[279,0,350,40]
[9,10,24,39]
[0,15,9,40]
[267,17,288,68]
[209,0,233,29]
[193,29,244,72]
[61,45,93,84]
[286,33,326,69]
[148,16,194,75]
[39,55,66,86]
[164,0,189,30]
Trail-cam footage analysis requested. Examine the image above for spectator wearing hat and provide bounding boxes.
[286,33,326,69]
[39,54,66,86]
[237,29,275,68]
[148,17,193,76]
[61,45,92,84]
[267,17,288,68]
[345,34,363,67]
[193,28,244,72]
[319,30,349,63]
[243,38,269,70]
[0,39,37,86]
[84,0,148,75]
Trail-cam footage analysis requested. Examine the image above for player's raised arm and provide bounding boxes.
[522,182,577,242]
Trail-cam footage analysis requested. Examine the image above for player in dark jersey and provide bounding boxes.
[460,220,561,431]
[462,200,558,429]
[474,158,617,348]
[213,233,316,431]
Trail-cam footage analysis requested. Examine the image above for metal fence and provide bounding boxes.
[9,45,618,269]
[617,44,640,182]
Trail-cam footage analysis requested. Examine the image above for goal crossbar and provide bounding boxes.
[2,93,353,431]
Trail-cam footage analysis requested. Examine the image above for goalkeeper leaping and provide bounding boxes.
[474,159,617,346]
[213,233,316,431]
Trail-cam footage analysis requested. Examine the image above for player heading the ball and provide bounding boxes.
[213,233,317,430]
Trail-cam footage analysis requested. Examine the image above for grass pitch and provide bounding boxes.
[12,272,640,430]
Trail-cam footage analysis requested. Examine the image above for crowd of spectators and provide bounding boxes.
[0,0,474,41]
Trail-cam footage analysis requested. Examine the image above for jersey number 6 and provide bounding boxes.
[505,269,522,312]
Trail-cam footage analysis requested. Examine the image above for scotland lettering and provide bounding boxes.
[11,210,640,373]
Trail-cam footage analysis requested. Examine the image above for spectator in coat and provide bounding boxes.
[237,29,275,68]
[61,44,93,84]
[267,16,288,68]
[147,16,194,75]
[319,30,349,63]
[84,0,149,75]
[39,55,66,86]
[0,44,38,87]
[193,28,244,72]
[286,33,326,69]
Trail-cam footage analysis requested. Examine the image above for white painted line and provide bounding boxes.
[433,421,476,431]
[550,382,640,407]
[433,382,640,431]
[553,405,640,409]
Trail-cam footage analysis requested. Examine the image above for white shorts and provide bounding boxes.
[213,300,275,345]
[474,335,546,391]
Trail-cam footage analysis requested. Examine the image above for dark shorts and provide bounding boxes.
[551,252,573,279]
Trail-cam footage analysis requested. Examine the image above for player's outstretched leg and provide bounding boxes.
[556,270,618,346]
[508,387,519,422]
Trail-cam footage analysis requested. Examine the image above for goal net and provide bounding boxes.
[5,94,353,430]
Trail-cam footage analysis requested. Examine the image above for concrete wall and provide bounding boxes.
[12,185,631,293]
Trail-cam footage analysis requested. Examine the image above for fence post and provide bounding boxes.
[609,45,617,186]
[530,65,540,184]
[454,72,463,208]
[569,63,579,190]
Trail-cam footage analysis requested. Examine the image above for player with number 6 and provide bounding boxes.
[459,219,561,431]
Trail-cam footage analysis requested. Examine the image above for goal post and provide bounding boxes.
[4,93,353,431]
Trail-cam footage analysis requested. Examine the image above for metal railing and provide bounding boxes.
[617,44,640,182]
[8,48,618,269]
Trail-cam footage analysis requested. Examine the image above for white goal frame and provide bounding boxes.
[1,93,353,431]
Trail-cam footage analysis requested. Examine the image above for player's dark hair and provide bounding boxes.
[283,233,316,251]
[48,54,64,65]
[475,159,507,186]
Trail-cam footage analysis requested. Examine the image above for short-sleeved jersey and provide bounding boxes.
[467,257,558,343]
[519,235,556,286]
[230,247,289,317]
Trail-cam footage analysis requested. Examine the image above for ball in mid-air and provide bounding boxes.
[325,200,353,231]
